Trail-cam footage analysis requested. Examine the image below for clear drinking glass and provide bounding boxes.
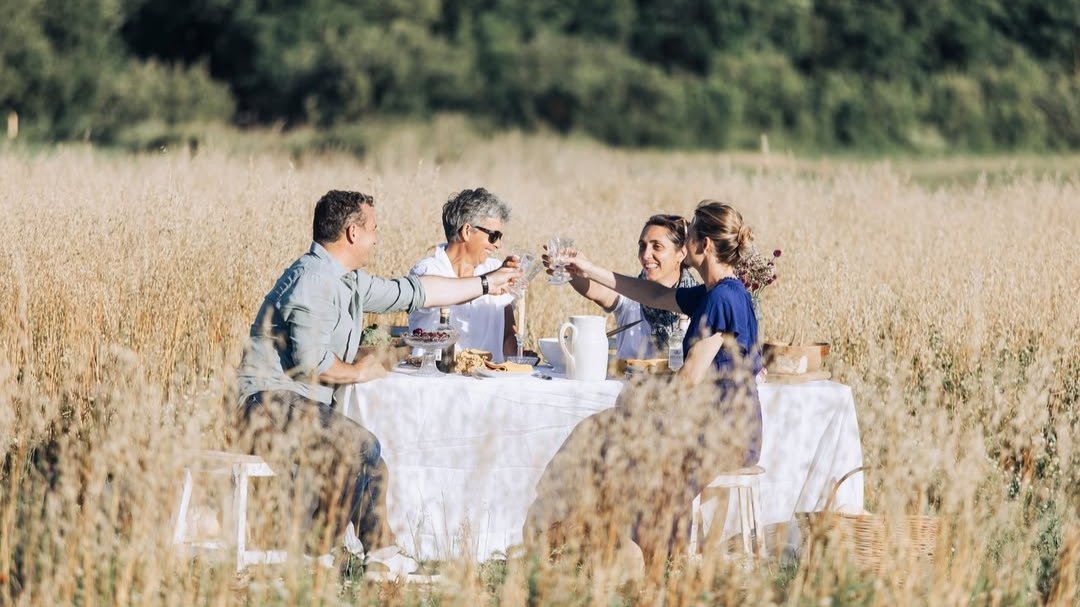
[547,236,574,285]
[508,251,541,299]
[507,250,542,364]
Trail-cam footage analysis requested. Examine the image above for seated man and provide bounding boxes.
[408,188,517,362]
[235,190,518,576]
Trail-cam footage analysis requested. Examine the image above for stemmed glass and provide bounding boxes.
[507,251,542,364]
[547,236,575,285]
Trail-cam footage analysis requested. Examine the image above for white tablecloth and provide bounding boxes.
[698,380,865,544]
[341,370,863,561]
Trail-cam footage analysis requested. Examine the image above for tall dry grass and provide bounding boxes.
[0,133,1078,605]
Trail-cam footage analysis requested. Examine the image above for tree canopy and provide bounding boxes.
[2,0,1077,151]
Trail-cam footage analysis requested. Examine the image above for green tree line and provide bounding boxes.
[1,0,1077,151]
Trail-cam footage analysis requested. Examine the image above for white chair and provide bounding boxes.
[689,465,766,560]
[172,450,287,571]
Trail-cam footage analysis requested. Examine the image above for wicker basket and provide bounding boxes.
[797,467,940,581]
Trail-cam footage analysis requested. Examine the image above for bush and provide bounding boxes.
[813,74,919,150]
[926,73,992,150]
[489,31,694,147]
[712,52,811,146]
[976,53,1050,149]
[685,76,743,148]
[1037,73,1080,150]
[88,59,234,144]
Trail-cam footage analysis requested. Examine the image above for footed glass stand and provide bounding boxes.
[403,332,459,377]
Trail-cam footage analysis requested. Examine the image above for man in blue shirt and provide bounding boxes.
[236,190,519,576]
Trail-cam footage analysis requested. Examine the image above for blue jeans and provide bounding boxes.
[238,390,391,553]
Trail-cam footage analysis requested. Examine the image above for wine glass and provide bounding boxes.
[507,251,542,364]
[403,329,459,377]
[508,251,542,299]
[547,236,574,285]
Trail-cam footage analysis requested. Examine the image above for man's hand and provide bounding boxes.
[318,353,387,385]
[484,264,521,296]
[352,353,388,383]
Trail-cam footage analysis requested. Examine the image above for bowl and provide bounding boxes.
[537,337,565,371]
[762,342,830,374]
[403,330,458,350]
[618,358,671,375]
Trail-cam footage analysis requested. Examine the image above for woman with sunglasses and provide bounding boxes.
[407,188,518,361]
[567,214,699,360]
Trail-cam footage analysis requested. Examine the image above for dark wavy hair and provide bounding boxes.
[641,214,691,267]
[312,190,374,244]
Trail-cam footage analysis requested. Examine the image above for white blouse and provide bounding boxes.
[407,245,515,362]
[610,295,658,359]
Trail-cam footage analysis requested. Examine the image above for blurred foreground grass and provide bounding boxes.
[0,130,1078,605]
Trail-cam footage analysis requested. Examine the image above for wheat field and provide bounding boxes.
[1,130,1078,605]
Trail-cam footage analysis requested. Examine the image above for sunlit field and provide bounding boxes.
[1,130,1078,605]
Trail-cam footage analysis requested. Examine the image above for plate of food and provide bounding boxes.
[454,349,494,374]
[474,359,535,378]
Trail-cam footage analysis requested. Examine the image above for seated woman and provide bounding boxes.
[526,200,762,579]
[568,214,699,359]
[408,188,516,362]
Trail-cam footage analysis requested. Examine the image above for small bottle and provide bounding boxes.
[668,314,689,371]
[435,308,455,373]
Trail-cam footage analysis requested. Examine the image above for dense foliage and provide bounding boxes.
[1,0,1078,151]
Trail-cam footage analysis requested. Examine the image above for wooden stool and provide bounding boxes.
[172,450,287,571]
[689,465,766,560]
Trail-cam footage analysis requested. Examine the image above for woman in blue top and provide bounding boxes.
[526,200,762,578]
[564,200,762,460]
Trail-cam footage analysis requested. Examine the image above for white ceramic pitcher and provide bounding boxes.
[558,315,608,381]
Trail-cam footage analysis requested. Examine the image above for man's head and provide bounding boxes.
[313,190,377,268]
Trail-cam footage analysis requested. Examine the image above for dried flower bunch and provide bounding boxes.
[736,248,781,297]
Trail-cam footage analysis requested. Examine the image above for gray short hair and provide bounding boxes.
[442,188,512,242]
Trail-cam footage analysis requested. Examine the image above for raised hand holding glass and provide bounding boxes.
[547,236,574,285]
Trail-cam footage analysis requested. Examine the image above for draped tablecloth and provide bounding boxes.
[341,370,863,561]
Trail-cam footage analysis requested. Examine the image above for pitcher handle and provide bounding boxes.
[558,322,576,375]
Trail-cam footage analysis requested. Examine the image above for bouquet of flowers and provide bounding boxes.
[736,247,781,301]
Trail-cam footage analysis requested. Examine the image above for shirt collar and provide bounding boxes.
[309,241,350,276]
[434,243,500,277]
[433,243,452,271]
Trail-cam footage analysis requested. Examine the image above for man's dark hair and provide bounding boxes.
[312,190,374,243]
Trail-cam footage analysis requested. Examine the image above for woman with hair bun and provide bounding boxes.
[528,200,762,576]
[559,200,762,446]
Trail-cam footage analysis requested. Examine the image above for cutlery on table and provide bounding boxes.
[606,319,643,338]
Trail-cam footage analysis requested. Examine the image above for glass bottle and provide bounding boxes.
[435,307,455,373]
[668,314,689,371]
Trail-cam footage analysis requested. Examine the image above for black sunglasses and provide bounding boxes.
[473,225,503,244]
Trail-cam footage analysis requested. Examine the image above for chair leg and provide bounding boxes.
[738,487,752,555]
[173,469,194,545]
[233,465,249,572]
[689,493,702,557]
[750,484,766,559]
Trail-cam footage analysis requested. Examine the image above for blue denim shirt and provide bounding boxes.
[237,242,426,405]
